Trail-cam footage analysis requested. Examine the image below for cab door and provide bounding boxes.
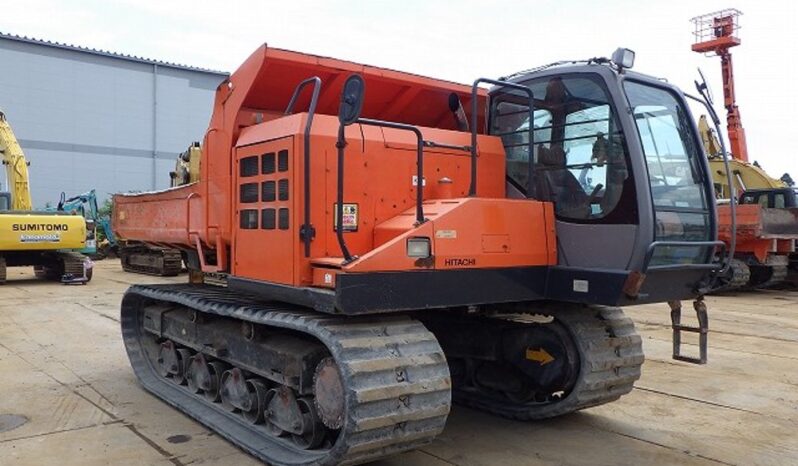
[492,73,639,269]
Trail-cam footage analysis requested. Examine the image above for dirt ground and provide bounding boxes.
[0,259,796,466]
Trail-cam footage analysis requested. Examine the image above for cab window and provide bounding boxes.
[491,74,636,223]
[774,193,786,209]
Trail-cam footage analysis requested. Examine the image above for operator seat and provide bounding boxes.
[537,145,590,218]
[535,78,590,219]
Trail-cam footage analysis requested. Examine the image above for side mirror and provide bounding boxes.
[338,74,365,126]
[695,67,714,105]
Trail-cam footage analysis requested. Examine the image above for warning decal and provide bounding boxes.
[333,203,359,232]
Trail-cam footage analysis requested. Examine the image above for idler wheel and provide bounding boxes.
[312,357,345,429]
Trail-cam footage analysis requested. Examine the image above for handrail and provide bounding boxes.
[641,240,726,274]
[358,118,425,224]
[285,77,322,257]
[684,91,736,278]
[335,118,426,263]
[285,77,322,115]
[469,78,535,197]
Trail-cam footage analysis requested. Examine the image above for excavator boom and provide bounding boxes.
[0,110,32,210]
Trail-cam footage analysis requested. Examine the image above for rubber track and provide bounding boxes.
[121,248,182,276]
[726,258,751,290]
[757,264,788,289]
[0,256,6,284]
[452,305,644,420]
[121,284,451,466]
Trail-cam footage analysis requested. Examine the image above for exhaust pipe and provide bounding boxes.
[448,93,469,132]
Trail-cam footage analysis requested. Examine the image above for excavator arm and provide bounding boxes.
[0,110,32,210]
[698,115,722,158]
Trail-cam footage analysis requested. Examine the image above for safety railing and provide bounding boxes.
[469,78,535,197]
[285,77,322,257]
[640,240,726,274]
[336,118,426,263]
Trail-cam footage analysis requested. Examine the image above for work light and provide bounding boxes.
[407,237,431,258]
[611,48,635,70]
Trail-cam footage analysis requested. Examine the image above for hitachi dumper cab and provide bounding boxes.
[113,45,727,465]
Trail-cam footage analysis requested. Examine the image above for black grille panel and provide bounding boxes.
[262,181,276,202]
[261,208,276,230]
[278,150,289,172]
[240,156,259,177]
[262,152,276,174]
[240,209,258,229]
[278,179,289,201]
[278,208,289,230]
[240,183,259,203]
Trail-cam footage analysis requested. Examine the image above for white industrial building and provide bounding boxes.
[0,33,228,207]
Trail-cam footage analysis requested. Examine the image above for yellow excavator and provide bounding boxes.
[698,116,789,197]
[0,109,92,284]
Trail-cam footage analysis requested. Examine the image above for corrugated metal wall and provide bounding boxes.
[0,37,226,208]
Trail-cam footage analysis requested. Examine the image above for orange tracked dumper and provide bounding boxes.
[115,45,728,465]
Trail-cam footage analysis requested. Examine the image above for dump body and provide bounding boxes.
[115,46,488,256]
[718,204,798,262]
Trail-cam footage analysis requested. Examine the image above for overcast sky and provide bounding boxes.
[1,0,795,179]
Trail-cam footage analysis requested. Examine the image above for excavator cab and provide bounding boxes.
[0,191,9,211]
[740,188,798,209]
[490,54,720,303]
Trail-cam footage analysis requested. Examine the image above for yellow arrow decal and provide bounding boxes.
[525,348,554,365]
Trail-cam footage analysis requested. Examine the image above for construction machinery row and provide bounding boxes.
[691,9,797,289]
[55,188,182,276]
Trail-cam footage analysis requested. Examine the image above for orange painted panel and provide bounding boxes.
[232,137,296,285]
[113,183,201,245]
[345,198,555,273]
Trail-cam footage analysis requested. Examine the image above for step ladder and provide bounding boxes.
[668,299,708,364]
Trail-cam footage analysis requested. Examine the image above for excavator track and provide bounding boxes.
[121,284,451,466]
[32,251,91,282]
[61,251,91,281]
[726,258,752,290]
[120,246,182,276]
[0,256,6,284]
[424,305,644,420]
[757,264,789,289]
[745,255,789,289]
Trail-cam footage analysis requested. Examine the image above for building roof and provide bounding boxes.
[0,31,229,76]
